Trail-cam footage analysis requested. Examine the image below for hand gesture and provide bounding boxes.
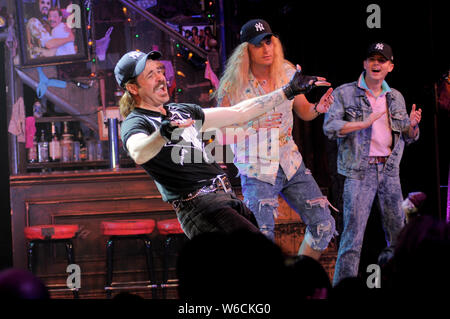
[315,88,334,113]
[364,111,386,128]
[171,118,195,128]
[409,104,422,127]
[282,65,331,100]
[251,113,282,130]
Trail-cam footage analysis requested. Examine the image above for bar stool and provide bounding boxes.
[101,219,157,298]
[24,224,80,298]
[156,218,187,298]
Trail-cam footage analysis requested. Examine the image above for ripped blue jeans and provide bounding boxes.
[240,162,336,252]
[333,164,405,286]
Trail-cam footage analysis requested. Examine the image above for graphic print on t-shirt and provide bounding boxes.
[146,105,212,165]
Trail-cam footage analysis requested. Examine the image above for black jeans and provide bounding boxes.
[174,191,260,239]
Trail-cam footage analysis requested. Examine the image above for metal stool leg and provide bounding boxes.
[105,238,114,299]
[27,241,36,273]
[162,236,173,299]
[142,236,157,299]
[64,240,79,299]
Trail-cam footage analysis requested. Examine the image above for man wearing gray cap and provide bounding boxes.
[115,49,330,239]
[323,42,422,286]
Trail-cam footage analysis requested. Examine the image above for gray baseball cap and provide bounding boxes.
[114,50,162,88]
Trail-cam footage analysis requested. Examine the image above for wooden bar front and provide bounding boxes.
[10,168,176,298]
[10,168,336,298]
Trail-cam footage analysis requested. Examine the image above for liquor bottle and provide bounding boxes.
[49,122,61,162]
[61,121,74,162]
[37,129,49,162]
[27,134,38,163]
[77,130,87,161]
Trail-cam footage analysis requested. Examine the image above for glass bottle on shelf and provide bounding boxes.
[37,129,49,162]
[60,121,74,162]
[86,136,96,161]
[27,135,38,163]
[49,122,61,162]
[78,130,87,161]
[73,133,80,162]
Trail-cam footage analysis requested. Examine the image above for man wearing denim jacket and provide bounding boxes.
[323,42,422,286]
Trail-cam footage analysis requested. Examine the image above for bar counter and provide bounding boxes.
[10,167,175,298]
[9,168,336,298]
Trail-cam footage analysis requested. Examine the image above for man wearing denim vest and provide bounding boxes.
[323,42,422,286]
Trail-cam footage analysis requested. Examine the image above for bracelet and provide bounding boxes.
[313,102,321,114]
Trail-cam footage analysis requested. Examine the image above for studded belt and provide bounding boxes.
[171,175,233,210]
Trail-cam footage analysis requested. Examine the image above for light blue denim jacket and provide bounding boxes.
[323,76,419,180]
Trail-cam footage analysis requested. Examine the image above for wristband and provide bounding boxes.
[313,102,321,114]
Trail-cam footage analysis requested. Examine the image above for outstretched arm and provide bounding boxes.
[126,119,194,164]
[202,88,286,131]
[203,66,330,131]
[293,87,334,121]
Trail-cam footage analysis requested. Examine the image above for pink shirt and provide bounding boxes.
[358,73,392,156]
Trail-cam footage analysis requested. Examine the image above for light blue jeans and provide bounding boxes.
[240,162,336,252]
[333,163,405,286]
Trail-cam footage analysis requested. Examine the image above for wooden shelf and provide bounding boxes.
[26,158,135,171]
[34,116,81,123]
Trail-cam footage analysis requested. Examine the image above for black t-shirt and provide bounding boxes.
[120,103,224,202]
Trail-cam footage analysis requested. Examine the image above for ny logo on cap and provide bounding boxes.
[375,43,384,50]
[129,51,143,59]
[255,22,265,32]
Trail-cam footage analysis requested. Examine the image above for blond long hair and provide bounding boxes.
[214,36,292,105]
[119,79,138,118]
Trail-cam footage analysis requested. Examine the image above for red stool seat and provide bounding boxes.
[101,219,156,236]
[24,224,79,240]
[157,218,184,235]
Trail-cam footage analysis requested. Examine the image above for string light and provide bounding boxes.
[187,52,193,60]
[176,71,186,77]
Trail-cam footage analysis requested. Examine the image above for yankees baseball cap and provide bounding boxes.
[240,19,274,45]
[114,50,162,88]
[367,42,394,61]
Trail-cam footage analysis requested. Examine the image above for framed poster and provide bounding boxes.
[15,0,89,67]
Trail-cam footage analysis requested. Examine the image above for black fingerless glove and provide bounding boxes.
[282,70,319,100]
[160,120,177,141]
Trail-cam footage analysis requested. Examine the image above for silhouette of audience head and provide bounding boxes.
[386,215,450,296]
[0,268,49,299]
[176,230,287,300]
[286,255,331,299]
